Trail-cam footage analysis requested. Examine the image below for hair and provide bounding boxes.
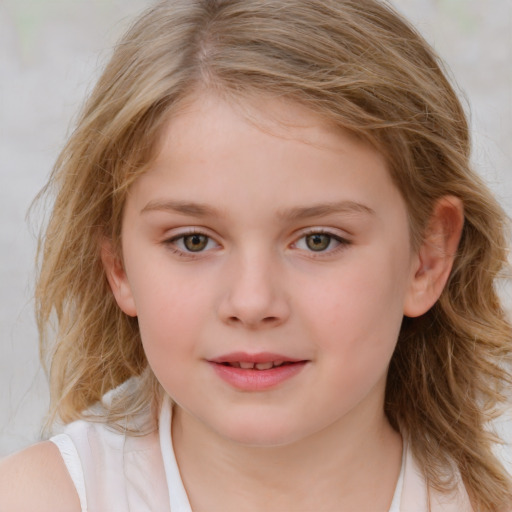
[35,0,512,509]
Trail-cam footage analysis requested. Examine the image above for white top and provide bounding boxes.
[50,397,473,512]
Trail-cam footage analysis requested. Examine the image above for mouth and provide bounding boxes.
[219,360,295,370]
[208,353,308,390]
[209,352,306,369]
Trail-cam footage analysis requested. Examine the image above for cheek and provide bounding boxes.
[131,272,213,362]
[299,247,410,359]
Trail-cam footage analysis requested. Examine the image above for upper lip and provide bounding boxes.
[209,352,305,364]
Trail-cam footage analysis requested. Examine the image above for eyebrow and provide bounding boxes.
[141,200,219,217]
[141,199,375,219]
[279,201,375,221]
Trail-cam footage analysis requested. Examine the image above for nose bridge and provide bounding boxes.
[219,243,289,328]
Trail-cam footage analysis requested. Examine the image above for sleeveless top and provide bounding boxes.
[50,397,473,512]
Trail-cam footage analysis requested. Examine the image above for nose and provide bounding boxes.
[217,250,290,329]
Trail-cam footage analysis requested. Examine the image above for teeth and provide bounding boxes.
[255,362,274,370]
[224,360,293,370]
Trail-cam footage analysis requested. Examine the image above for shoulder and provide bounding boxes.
[0,441,81,512]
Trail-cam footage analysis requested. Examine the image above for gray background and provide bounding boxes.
[1,0,511,456]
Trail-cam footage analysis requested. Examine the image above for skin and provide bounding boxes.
[0,94,463,511]
[103,94,462,511]
[0,442,81,512]
[114,95,416,447]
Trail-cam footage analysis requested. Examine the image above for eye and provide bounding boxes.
[294,231,348,253]
[182,234,209,252]
[167,232,219,254]
[304,233,333,251]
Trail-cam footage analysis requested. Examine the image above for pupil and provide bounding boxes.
[306,234,330,251]
[184,234,207,251]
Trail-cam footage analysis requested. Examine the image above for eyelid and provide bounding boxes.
[161,226,351,258]
[163,228,221,256]
[291,227,352,254]
[294,226,351,242]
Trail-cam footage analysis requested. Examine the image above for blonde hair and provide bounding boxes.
[36,0,512,509]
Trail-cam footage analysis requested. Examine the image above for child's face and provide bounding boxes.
[110,94,420,446]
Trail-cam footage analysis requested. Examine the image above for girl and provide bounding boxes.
[1,0,511,510]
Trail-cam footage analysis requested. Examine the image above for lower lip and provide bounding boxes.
[209,362,307,391]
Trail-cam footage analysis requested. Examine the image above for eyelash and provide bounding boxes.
[163,229,351,258]
[164,229,219,257]
[293,229,351,257]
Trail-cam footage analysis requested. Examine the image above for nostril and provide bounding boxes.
[226,315,280,328]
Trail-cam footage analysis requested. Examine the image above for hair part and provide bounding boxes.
[36,1,512,509]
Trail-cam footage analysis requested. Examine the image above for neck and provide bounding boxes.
[171,403,402,512]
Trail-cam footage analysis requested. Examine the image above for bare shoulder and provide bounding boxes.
[0,441,81,512]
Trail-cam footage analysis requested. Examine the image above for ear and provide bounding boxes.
[101,238,137,317]
[403,196,464,318]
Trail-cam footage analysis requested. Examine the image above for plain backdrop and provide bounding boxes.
[1,0,511,456]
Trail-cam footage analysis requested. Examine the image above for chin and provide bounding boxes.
[213,414,309,448]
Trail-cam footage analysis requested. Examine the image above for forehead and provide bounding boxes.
[124,93,405,228]
[155,92,373,163]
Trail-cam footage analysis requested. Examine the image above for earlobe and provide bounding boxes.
[403,196,464,318]
[100,239,137,317]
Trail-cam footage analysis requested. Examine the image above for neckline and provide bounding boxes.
[388,440,406,512]
[159,397,405,512]
[159,398,193,512]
